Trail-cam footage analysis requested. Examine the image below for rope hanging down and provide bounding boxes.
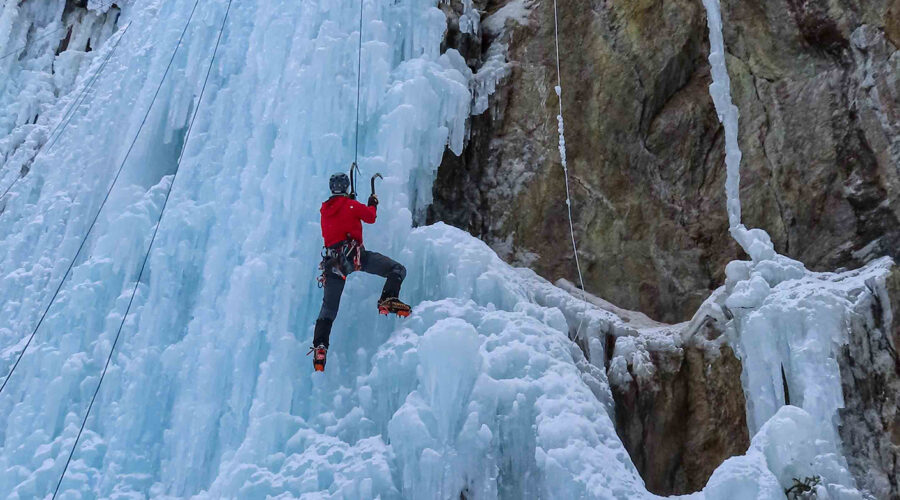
[348,0,365,198]
[0,0,201,398]
[53,0,233,495]
[0,22,132,203]
[353,0,364,166]
[552,0,589,336]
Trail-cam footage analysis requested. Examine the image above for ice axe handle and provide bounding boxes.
[370,173,383,195]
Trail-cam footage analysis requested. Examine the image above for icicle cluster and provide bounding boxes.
[555,85,567,172]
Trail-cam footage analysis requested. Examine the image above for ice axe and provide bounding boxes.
[348,161,361,200]
[370,173,383,196]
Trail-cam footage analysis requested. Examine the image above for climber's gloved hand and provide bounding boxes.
[367,194,379,207]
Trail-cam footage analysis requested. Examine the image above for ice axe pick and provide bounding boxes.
[370,173,383,196]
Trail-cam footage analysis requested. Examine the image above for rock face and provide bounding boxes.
[608,332,749,495]
[433,0,899,496]
[721,0,899,280]
[837,269,900,499]
[429,0,899,324]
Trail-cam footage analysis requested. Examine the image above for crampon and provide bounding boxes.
[308,345,327,372]
[378,297,411,317]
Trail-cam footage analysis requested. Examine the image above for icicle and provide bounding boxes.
[555,85,567,170]
[701,0,771,256]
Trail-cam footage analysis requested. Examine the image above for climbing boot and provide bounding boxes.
[378,297,411,317]
[308,344,327,372]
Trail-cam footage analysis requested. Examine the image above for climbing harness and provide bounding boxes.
[0,2,200,399]
[52,0,233,496]
[551,0,589,337]
[318,237,363,287]
[0,22,132,203]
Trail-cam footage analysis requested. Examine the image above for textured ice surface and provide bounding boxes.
[0,0,646,497]
[709,249,892,498]
[0,0,892,498]
[705,405,863,500]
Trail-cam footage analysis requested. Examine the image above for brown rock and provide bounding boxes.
[430,0,899,325]
[609,335,749,495]
[431,0,736,323]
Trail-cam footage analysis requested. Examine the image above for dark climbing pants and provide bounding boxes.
[314,250,406,348]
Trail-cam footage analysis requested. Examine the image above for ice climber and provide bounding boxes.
[310,172,411,372]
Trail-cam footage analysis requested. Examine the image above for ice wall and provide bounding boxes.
[0,0,651,497]
[0,0,891,498]
[0,0,121,205]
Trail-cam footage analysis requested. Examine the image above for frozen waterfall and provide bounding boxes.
[0,0,892,498]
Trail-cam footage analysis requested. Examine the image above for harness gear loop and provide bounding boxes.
[318,236,362,286]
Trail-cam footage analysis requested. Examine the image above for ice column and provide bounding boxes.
[701,0,771,256]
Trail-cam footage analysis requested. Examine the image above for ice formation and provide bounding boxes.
[0,0,893,499]
[0,0,642,497]
[694,0,894,497]
[702,0,760,255]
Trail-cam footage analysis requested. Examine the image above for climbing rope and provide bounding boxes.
[552,0,588,337]
[0,22,132,203]
[45,23,132,152]
[353,0,364,166]
[52,0,233,495]
[0,0,201,398]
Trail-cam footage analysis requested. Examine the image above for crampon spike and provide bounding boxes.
[309,345,327,372]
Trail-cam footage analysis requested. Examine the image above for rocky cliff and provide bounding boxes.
[838,268,900,499]
[430,0,898,325]
[432,0,899,496]
[607,325,749,495]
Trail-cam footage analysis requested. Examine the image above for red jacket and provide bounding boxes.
[321,195,377,247]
